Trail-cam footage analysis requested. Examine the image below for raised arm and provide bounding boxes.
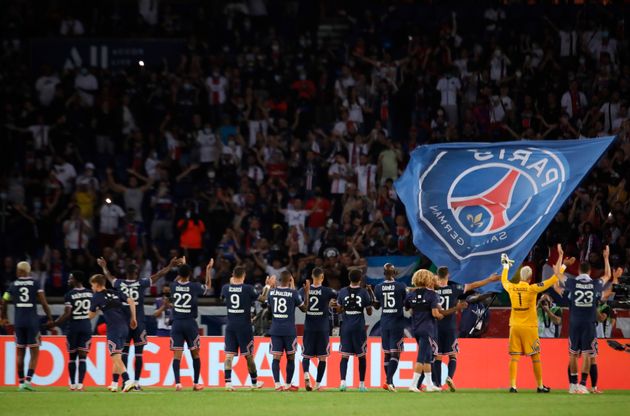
[532,244,565,293]
[97,257,116,284]
[500,254,514,290]
[602,245,611,284]
[150,257,183,284]
[464,273,501,293]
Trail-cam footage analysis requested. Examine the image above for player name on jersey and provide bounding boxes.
[13,279,36,308]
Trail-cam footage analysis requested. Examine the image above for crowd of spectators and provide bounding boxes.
[0,0,629,302]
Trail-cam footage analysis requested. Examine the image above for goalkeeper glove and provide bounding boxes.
[501,253,514,267]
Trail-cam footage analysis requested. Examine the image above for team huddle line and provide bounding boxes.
[0,244,611,394]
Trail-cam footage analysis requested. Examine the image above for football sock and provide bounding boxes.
[448,357,457,378]
[121,372,129,383]
[358,356,367,382]
[113,374,120,384]
[432,360,441,386]
[569,373,578,384]
[580,372,588,386]
[172,359,181,384]
[316,361,326,383]
[250,370,258,385]
[417,372,425,388]
[509,357,519,388]
[590,364,598,388]
[386,356,399,385]
[411,372,421,387]
[225,368,232,384]
[68,352,78,385]
[122,346,130,369]
[531,354,543,388]
[134,354,144,382]
[302,358,310,375]
[286,359,295,385]
[272,358,281,383]
[424,372,434,387]
[26,369,34,383]
[18,366,24,384]
[567,366,571,384]
[78,359,87,384]
[383,353,390,380]
[193,358,201,384]
[340,357,349,381]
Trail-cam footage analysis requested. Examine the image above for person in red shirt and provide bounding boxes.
[177,210,206,266]
[305,188,331,245]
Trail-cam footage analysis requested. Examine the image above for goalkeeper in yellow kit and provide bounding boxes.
[500,244,566,393]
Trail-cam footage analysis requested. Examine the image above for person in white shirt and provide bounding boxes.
[60,15,85,36]
[35,67,60,106]
[63,206,92,250]
[196,123,219,166]
[121,95,137,136]
[354,153,377,197]
[489,49,510,84]
[334,65,356,100]
[345,135,370,168]
[6,114,53,151]
[561,80,588,119]
[328,153,351,196]
[76,163,100,192]
[74,68,98,107]
[98,195,125,248]
[436,72,461,124]
[281,199,311,228]
[53,156,77,195]
[205,68,228,106]
[490,85,513,124]
[600,92,621,134]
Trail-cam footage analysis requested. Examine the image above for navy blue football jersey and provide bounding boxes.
[374,280,407,326]
[64,288,93,320]
[113,278,150,320]
[6,277,42,326]
[337,286,371,329]
[405,288,439,334]
[170,281,207,320]
[267,287,303,337]
[299,285,337,332]
[221,283,258,329]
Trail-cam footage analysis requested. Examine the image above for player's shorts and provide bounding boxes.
[125,320,147,347]
[381,323,405,353]
[414,330,437,363]
[302,330,330,358]
[509,326,540,356]
[340,328,367,357]
[569,323,598,356]
[270,335,297,355]
[170,319,200,351]
[436,327,459,355]
[107,326,129,355]
[14,323,40,348]
[225,326,254,356]
[67,320,92,353]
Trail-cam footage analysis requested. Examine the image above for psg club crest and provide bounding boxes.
[417,147,567,260]
[396,137,614,288]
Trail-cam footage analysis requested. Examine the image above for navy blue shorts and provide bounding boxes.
[225,326,254,356]
[340,328,367,357]
[270,335,297,355]
[170,319,200,351]
[569,323,598,356]
[381,323,405,353]
[14,323,40,348]
[436,327,459,355]
[415,331,437,364]
[302,330,330,358]
[107,327,129,355]
[67,320,92,353]
[125,321,147,346]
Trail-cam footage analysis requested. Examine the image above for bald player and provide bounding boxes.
[1,261,53,391]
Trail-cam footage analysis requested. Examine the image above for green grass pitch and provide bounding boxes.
[2,388,630,416]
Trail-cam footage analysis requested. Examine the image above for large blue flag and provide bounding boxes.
[395,137,615,292]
